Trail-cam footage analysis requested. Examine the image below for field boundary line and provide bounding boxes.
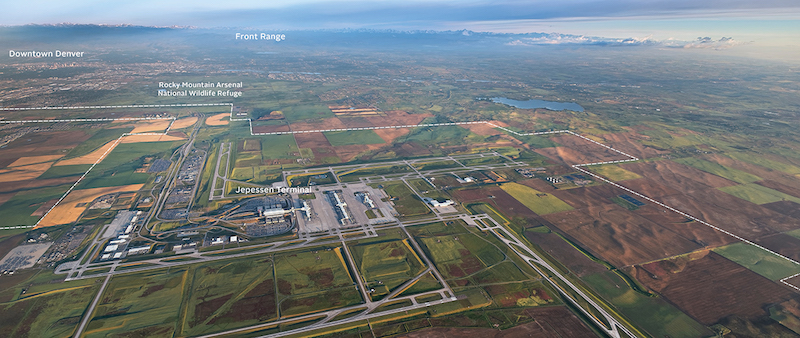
[4,103,800,296]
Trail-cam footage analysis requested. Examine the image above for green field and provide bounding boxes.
[500,182,573,215]
[673,157,761,184]
[38,164,91,179]
[63,126,132,160]
[181,258,276,336]
[85,268,187,337]
[582,271,712,338]
[412,160,462,171]
[400,125,485,146]
[590,164,642,181]
[281,105,334,122]
[380,182,431,217]
[274,248,355,297]
[78,141,184,189]
[0,275,100,338]
[350,239,427,301]
[337,165,412,182]
[260,134,300,160]
[324,130,385,146]
[0,183,74,226]
[417,231,505,281]
[718,183,800,205]
[724,152,800,175]
[713,243,800,281]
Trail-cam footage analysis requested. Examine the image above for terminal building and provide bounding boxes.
[223,195,309,237]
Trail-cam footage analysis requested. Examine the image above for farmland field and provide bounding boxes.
[718,183,800,205]
[631,251,796,325]
[712,242,800,281]
[499,182,573,215]
[673,157,762,184]
[323,130,385,146]
[588,164,642,181]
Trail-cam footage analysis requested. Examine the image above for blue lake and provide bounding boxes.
[488,97,584,112]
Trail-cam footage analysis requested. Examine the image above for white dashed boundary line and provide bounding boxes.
[3,103,800,293]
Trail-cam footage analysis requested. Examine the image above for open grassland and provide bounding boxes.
[281,105,334,122]
[380,182,431,217]
[713,243,800,281]
[181,257,277,336]
[63,127,133,161]
[350,239,427,301]
[673,157,761,184]
[500,182,573,215]
[260,134,299,160]
[0,278,101,338]
[417,231,504,282]
[589,164,642,182]
[337,165,412,182]
[85,268,187,337]
[718,183,800,205]
[582,271,711,338]
[323,130,385,146]
[274,248,355,298]
[724,152,800,175]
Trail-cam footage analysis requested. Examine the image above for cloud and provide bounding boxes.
[678,36,744,49]
[506,33,658,46]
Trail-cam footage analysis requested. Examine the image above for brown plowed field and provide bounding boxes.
[754,233,800,262]
[293,132,331,149]
[658,191,796,237]
[614,177,683,199]
[597,130,670,159]
[757,179,800,200]
[620,160,738,190]
[547,134,629,164]
[621,161,800,235]
[452,186,540,220]
[703,154,800,198]
[396,306,596,338]
[0,176,78,194]
[632,251,797,325]
[549,184,621,209]
[337,116,375,128]
[542,204,702,267]
[250,124,290,134]
[0,131,90,159]
[534,147,616,166]
[633,205,735,248]
[525,230,607,276]
[334,144,385,162]
[374,127,411,143]
[365,110,430,127]
[461,121,505,136]
[290,117,346,131]
[762,200,800,220]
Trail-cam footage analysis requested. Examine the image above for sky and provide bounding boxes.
[2,0,799,59]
